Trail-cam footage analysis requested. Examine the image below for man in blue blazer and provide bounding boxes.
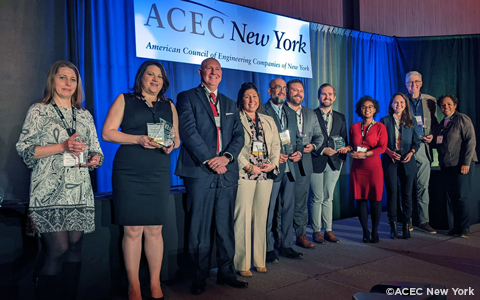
[311,84,348,244]
[262,78,303,262]
[285,79,324,249]
[175,58,247,295]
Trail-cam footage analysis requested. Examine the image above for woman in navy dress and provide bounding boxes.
[102,60,180,300]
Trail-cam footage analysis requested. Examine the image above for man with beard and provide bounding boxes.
[310,83,348,244]
[285,79,324,249]
[262,78,303,262]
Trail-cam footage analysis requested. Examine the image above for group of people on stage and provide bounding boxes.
[16,59,477,300]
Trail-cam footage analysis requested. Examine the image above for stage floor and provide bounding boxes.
[115,211,480,300]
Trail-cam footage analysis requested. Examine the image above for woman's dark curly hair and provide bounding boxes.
[355,95,380,118]
[437,94,459,107]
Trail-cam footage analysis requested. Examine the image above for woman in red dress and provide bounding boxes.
[347,96,387,243]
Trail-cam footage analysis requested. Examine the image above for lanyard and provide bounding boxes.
[202,85,219,113]
[140,96,159,123]
[361,121,374,145]
[439,113,455,135]
[51,100,76,136]
[276,107,286,130]
[244,111,261,138]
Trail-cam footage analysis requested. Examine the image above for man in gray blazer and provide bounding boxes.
[405,71,439,234]
[285,79,324,248]
[263,78,303,262]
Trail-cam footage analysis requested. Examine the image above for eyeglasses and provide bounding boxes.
[272,86,287,91]
[361,105,375,110]
[407,80,421,85]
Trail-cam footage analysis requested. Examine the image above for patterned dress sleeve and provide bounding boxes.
[16,104,43,169]
[84,110,104,171]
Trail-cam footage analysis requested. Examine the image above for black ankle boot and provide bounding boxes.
[363,230,371,243]
[62,262,82,300]
[403,222,411,239]
[371,231,379,243]
[389,221,398,239]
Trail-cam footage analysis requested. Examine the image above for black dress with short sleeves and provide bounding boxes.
[112,93,172,225]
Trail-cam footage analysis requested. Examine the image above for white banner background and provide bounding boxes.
[134,0,312,78]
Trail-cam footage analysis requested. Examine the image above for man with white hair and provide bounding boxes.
[405,71,439,234]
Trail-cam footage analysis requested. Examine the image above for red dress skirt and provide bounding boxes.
[349,122,388,201]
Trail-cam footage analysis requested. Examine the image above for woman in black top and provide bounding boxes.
[380,92,420,239]
[103,60,180,300]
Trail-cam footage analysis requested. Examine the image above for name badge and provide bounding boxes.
[63,152,78,167]
[436,135,443,144]
[215,116,221,127]
[252,141,264,156]
[415,116,423,126]
[357,146,367,152]
[279,130,291,145]
[357,146,367,159]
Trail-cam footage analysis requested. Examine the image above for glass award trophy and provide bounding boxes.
[279,130,293,155]
[148,118,175,147]
[74,135,89,164]
[331,135,345,150]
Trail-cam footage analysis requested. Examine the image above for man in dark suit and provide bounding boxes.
[311,83,348,244]
[285,79,324,249]
[175,58,247,295]
[262,78,303,263]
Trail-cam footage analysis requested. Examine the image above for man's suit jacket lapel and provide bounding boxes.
[195,86,216,125]
[264,102,282,131]
[315,108,328,138]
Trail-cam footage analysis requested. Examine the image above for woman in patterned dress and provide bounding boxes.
[16,60,104,300]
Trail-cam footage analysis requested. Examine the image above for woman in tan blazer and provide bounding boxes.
[234,82,280,276]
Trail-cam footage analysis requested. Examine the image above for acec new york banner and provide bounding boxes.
[134,0,313,78]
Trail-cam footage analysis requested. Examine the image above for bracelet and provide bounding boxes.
[247,164,254,174]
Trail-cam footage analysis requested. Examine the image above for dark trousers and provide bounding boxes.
[293,173,312,237]
[185,175,237,282]
[384,162,415,223]
[443,161,475,231]
[266,172,295,250]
